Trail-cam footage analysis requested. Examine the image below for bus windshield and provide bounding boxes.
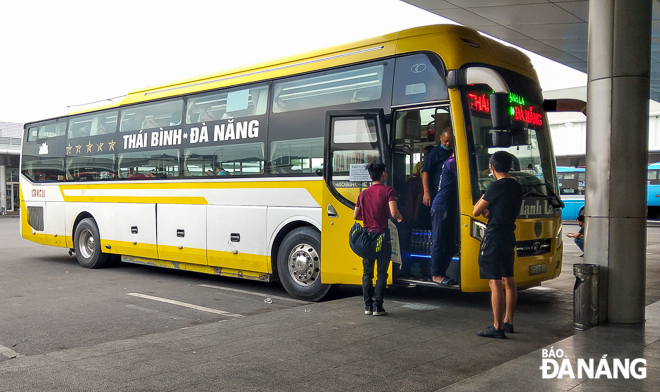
[463,68,558,206]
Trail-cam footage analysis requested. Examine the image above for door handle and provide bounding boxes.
[327,204,339,218]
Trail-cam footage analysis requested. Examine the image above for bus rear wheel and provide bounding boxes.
[73,218,110,269]
[277,227,331,301]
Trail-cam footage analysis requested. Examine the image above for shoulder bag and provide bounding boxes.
[349,191,385,260]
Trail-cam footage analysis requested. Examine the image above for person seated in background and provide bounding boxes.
[566,214,585,256]
[205,166,230,176]
[412,146,434,177]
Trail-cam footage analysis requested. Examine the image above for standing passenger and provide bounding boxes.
[430,153,458,285]
[422,127,453,206]
[353,160,402,316]
[473,151,523,339]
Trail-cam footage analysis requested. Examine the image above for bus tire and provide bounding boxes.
[277,227,331,301]
[73,218,110,269]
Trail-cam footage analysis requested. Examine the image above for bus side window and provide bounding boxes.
[27,127,38,142]
[118,149,180,179]
[120,100,183,132]
[183,142,264,177]
[186,85,269,124]
[272,65,385,113]
[68,111,118,138]
[269,138,323,175]
[393,53,448,106]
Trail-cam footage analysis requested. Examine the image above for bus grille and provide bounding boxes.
[516,239,552,257]
[27,206,44,231]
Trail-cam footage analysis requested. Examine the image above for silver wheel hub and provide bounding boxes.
[79,229,95,259]
[287,243,320,286]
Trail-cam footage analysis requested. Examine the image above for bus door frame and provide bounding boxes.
[320,109,388,284]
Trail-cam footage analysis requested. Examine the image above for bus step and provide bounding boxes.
[395,278,461,290]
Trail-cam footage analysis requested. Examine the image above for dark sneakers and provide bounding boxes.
[365,306,373,315]
[373,306,387,316]
[503,322,514,333]
[477,326,506,339]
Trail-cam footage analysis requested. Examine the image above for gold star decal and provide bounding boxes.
[66,143,72,155]
[76,145,82,154]
[86,141,93,153]
[108,140,116,151]
[97,142,104,152]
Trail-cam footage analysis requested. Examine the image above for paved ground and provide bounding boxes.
[0,214,658,391]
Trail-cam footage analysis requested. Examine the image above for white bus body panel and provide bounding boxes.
[45,201,66,238]
[207,205,268,271]
[157,204,207,265]
[112,203,158,259]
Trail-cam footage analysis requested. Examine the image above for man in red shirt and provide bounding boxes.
[354,160,402,316]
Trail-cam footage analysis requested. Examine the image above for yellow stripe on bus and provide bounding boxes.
[61,196,209,204]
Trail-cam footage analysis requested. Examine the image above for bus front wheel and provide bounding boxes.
[277,227,331,301]
[73,218,110,269]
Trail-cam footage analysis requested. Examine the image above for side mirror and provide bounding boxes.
[490,92,510,130]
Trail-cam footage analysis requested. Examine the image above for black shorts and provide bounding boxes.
[478,232,516,280]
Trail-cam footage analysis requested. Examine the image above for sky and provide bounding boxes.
[0,0,587,124]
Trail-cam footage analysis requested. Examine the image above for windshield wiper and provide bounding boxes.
[523,189,547,198]
[527,181,565,208]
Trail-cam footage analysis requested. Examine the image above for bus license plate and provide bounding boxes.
[529,264,547,276]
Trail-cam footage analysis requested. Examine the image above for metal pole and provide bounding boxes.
[585,0,652,323]
[0,164,6,214]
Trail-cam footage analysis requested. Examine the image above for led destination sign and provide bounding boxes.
[467,91,543,127]
[468,92,490,113]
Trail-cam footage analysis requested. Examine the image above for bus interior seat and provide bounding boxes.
[142,117,159,129]
[512,155,521,171]
[199,108,219,122]
[395,111,421,140]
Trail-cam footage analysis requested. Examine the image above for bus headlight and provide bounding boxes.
[471,219,487,241]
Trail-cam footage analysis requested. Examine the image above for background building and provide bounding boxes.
[0,121,22,213]
[545,88,660,167]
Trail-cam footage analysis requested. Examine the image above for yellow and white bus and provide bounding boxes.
[20,24,564,301]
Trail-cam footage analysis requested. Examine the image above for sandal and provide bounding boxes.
[439,277,458,286]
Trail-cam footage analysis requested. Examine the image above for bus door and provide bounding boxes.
[321,110,388,284]
[390,106,461,281]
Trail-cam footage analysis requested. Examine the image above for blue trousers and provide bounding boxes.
[362,238,391,308]
[575,237,584,252]
[431,208,457,277]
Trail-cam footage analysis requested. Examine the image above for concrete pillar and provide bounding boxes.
[585,0,652,323]
[0,164,5,213]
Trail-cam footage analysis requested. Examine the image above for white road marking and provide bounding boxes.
[198,284,310,304]
[125,304,186,320]
[0,344,22,359]
[127,293,244,318]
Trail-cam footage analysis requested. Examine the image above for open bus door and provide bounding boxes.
[320,109,389,285]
